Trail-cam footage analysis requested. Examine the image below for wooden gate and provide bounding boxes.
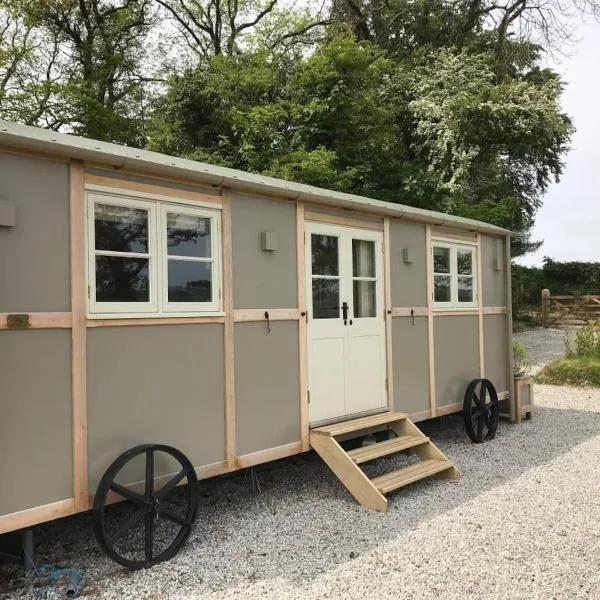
[541,289,600,327]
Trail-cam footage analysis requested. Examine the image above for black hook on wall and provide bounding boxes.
[411,308,415,326]
[264,311,271,334]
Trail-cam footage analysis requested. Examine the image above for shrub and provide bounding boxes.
[573,322,600,358]
[513,341,529,377]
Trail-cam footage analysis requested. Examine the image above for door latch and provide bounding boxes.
[341,301,349,325]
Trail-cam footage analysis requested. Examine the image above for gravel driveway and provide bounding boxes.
[2,384,600,599]
[514,326,570,367]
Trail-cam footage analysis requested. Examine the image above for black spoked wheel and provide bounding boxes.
[463,379,499,443]
[93,444,199,569]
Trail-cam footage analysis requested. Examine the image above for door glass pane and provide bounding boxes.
[457,250,473,275]
[95,204,148,253]
[168,260,212,302]
[311,235,339,276]
[312,279,339,318]
[434,274,451,302]
[167,213,211,258]
[95,256,149,302]
[353,280,376,318]
[458,276,473,302]
[352,239,375,278]
[433,246,450,273]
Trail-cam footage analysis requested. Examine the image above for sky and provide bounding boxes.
[517,20,600,267]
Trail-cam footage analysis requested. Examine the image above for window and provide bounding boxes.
[432,241,477,308]
[87,189,221,316]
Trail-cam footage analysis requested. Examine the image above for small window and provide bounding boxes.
[88,190,221,316]
[432,241,477,309]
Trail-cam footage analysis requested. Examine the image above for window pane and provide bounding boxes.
[457,250,473,275]
[311,235,339,276]
[458,276,473,302]
[352,239,375,278]
[433,246,450,273]
[312,279,339,319]
[95,204,148,253]
[168,260,212,303]
[167,213,211,258]
[96,256,149,302]
[353,280,376,318]
[434,274,451,302]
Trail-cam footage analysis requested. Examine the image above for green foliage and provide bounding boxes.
[512,258,600,316]
[535,356,600,387]
[1,0,582,249]
[513,341,529,377]
[572,322,600,358]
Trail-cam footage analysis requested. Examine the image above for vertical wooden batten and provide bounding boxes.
[476,234,485,378]
[383,218,394,409]
[221,189,236,469]
[425,225,436,417]
[504,235,516,422]
[297,201,309,451]
[69,161,89,511]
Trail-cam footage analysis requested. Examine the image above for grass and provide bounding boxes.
[535,355,600,387]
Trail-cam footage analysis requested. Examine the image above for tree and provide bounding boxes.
[19,0,155,144]
[155,0,329,58]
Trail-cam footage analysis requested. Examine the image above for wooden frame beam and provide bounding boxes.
[0,312,72,329]
[86,316,225,327]
[0,499,75,535]
[383,218,394,409]
[221,189,236,470]
[69,161,89,512]
[236,441,303,470]
[425,225,437,417]
[84,173,221,206]
[476,234,485,378]
[233,309,300,322]
[305,209,384,231]
[297,201,309,451]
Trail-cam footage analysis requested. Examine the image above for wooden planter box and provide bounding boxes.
[500,376,534,424]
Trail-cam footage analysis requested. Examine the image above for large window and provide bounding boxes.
[87,189,221,316]
[432,240,477,309]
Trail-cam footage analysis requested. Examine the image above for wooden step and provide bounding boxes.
[312,411,407,437]
[371,458,456,494]
[347,435,429,464]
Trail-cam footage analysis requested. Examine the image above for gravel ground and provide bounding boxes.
[514,326,574,373]
[2,384,600,599]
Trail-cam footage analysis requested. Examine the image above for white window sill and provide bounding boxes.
[87,311,226,320]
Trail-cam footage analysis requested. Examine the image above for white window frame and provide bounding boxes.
[86,187,222,318]
[160,203,221,314]
[432,238,478,310]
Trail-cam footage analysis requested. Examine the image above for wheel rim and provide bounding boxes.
[463,378,499,443]
[92,444,199,569]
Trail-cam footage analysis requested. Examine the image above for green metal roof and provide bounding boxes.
[0,119,510,236]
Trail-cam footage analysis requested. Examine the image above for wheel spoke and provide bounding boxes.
[477,413,484,440]
[108,506,149,544]
[156,469,187,501]
[145,510,154,562]
[472,392,483,407]
[480,384,487,406]
[110,482,148,506]
[157,505,189,528]
[145,449,154,496]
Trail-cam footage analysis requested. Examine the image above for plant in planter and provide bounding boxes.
[512,341,534,423]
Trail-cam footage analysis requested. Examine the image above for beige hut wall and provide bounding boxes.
[86,324,226,491]
[0,153,73,516]
[388,222,510,418]
[231,193,302,456]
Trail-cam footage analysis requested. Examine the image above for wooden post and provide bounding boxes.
[541,288,550,328]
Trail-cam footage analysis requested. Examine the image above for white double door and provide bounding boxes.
[306,222,387,424]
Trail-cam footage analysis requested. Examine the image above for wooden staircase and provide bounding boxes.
[310,411,459,511]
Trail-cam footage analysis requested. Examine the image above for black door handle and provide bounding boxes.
[341,301,349,324]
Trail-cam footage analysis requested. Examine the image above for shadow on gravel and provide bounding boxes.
[3,401,600,599]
